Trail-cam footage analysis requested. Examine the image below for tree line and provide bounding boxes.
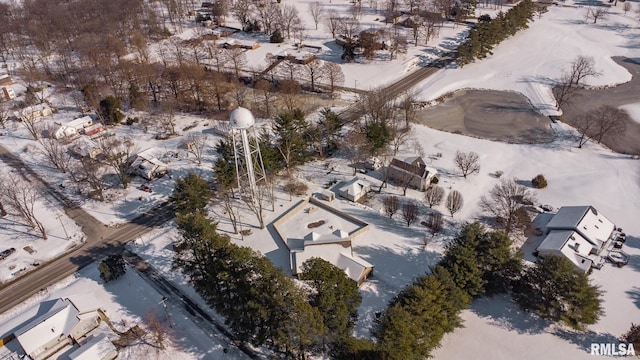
[171,173,364,359]
[172,173,605,359]
[457,0,539,65]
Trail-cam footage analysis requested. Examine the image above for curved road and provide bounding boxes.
[0,144,175,314]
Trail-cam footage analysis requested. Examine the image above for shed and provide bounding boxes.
[320,189,335,202]
[338,178,371,202]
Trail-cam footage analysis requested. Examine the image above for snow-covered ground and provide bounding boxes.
[0,260,249,360]
[414,1,640,116]
[1,0,639,358]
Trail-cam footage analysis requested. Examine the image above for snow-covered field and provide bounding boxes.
[1,0,639,358]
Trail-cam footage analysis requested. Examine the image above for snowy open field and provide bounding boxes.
[0,0,639,358]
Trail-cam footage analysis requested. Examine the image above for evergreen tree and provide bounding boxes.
[300,258,362,344]
[98,96,125,125]
[439,223,485,297]
[476,229,523,295]
[374,304,420,360]
[99,255,126,283]
[365,119,392,156]
[171,173,212,215]
[272,109,309,172]
[513,255,604,330]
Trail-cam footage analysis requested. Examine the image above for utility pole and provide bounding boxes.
[159,296,172,328]
[56,213,69,239]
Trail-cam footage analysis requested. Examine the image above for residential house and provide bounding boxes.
[387,156,438,191]
[536,206,618,272]
[83,123,106,138]
[12,298,101,360]
[14,104,53,122]
[338,177,371,202]
[221,39,260,50]
[68,333,118,360]
[69,137,102,159]
[289,229,373,286]
[131,149,168,180]
[53,116,93,139]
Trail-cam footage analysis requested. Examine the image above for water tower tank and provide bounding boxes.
[229,107,255,129]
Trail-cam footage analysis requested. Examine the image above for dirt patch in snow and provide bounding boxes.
[415,89,554,144]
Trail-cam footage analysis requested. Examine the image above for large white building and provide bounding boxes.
[537,206,617,272]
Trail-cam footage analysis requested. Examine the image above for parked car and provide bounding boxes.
[0,247,16,260]
[139,184,152,193]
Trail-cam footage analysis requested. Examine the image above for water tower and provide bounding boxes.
[229,107,266,200]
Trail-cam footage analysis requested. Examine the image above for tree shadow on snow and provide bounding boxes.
[552,328,620,354]
[469,295,550,335]
[625,286,640,310]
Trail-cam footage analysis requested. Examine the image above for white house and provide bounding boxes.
[68,333,117,360]
[536,206,617,272]
[545,206,616,254]
[14,104,53,122]
[131,149,168,180]
[69,137,102,159]
[54,117,93,139]
[12,298,101,360]
[338,178,371,202]
[537,230,594,273]
[289,229,373,285]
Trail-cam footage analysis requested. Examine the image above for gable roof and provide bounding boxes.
[546,206,615,248]
[389,157,435,179]
[339,178,371,196]
[14,298,80,357]
[537,230,594,272]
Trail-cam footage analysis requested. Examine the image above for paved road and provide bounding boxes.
[0,144,175,314]
[339,54,454,122]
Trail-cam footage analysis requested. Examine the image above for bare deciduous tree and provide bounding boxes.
[0,100,9,129]
[227,47,247,79]
[277,79,302,112]
[479,178,535,234]
[322,61,345,95]
[281,4,302,39]
[445,190,463,217]
[144,311,168,350]
[183,133,208,165]
[38,133,71,173]
[424,185,444,208]
[585,6,608,24]
[309,2,324,30]
[255,79,276,117]
[342,129,369,175]
[98,137,138,189]
[76,156,107,202]
[402,200,419,226]
[20,111,43,140]
[592,105,627,144]
[570,55,600,86]
[244,183,269,229]
[303,59,324,92]
[425,211,444,235]
[622,1,631,15]
[454,150,480,178]
[383,195,399,218]
[0,176,47,239]
[324,10,342,38]
[574,111,598,148]
[552,72,580,111]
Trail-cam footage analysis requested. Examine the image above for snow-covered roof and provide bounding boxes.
[14,103,51,119]
[66,116,93,129]
[291,239,372,282]
[339,178,371,196]
[14,298,80,357]
[68,333,117,360]
[70,137,101,157]
[136,149,167,167]
[537,230,594,273]
[546,206,615,247]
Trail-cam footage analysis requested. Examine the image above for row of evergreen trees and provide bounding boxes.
[362,222,604,359]
[171,174,363,358]
[457,0,539,65]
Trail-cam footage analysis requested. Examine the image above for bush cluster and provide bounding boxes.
[532,174,547,188]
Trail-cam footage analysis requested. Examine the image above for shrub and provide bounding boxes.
[531,174,547,189]
[270,29,284,43]
[494,170,504,178]
[99,255,126,283]
[284,181,308,196]
[430,176,439,184]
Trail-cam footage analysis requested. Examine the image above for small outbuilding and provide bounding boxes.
[320,189,335,202]
[338,178,371,202]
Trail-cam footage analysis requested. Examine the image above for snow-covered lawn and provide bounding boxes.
[0,254,249,360]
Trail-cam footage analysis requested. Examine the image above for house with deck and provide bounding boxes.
[536,206,621,272]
